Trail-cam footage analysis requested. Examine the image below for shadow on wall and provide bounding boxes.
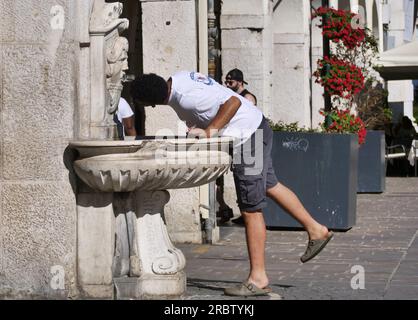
[63,146,79,196]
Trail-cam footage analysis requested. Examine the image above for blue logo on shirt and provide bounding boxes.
[190,72,213,85]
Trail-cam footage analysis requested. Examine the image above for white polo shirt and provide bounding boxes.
[167,71,263,144]
[116,97,134,137]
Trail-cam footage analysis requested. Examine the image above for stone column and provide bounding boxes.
[271,0,311,127]
[350,0,360,13]
[221,0,273,117]
[77,192,115,299]
[329,0,338,9]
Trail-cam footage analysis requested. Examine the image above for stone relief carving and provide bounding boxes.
[89,1,129,126]
[90,2,128,34]
[106,36,129,114]
[102,2,123,27]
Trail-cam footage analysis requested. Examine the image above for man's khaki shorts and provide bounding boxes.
[232,117,278,213]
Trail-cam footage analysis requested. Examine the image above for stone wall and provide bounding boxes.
[220,0,273,117]
[272,0,312,127]
[0,0,78,298]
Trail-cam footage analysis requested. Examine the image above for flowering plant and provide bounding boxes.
[314,7,365,49]
[314,56,365,100]
[320,109,367,145]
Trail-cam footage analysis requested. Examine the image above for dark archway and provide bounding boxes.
[107,0,145,135]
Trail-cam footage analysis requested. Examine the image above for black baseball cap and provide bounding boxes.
[226,68,248,84]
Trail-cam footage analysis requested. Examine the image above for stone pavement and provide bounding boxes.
[177,177,418,300]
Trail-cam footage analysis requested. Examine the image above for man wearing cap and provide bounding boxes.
[225,68,257,106]
[131,71,333,296]
[221,68,257,225]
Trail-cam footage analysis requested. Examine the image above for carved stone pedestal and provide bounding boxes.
[113,190,186,299]
[77,189,186,299]
[135,190,186,297]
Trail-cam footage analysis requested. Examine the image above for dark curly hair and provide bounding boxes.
[130,73,168,105]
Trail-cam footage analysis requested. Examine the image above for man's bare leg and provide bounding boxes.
[241,211,269,289]
[266,182,330,240]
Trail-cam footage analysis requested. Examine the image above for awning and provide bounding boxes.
[375,40,418,80]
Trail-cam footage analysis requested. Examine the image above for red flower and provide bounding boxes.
[313,7,365,49]
[314,57,364,99]
[320,109,367,145]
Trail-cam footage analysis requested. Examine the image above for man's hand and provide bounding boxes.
[187,127,208,139]
[186,96,241,139]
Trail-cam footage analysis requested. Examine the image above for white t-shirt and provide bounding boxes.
[167,71,263,144]
[116,97,134,137]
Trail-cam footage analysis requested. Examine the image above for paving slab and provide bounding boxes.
[177,178,418,300]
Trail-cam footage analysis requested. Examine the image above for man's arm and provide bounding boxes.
[205,96,241,137]
[244,93,256,106]
[122,116,137,137]
[188,96,241,138]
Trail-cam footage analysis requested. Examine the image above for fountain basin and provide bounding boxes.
[69,137,233,192]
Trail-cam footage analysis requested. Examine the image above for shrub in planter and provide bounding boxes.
[320,109,367,145]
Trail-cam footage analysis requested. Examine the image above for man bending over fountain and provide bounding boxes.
[130,71,333,297]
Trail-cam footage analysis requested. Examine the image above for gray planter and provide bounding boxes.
[263,132,358,231]
[357,130,386,193]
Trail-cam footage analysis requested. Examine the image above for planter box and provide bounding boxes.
[263,132,358,231]
[357,130,386,193]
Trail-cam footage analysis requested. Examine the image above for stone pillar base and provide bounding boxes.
[80,284,114,299]
[114,272,186,300]
[138,272,187,299]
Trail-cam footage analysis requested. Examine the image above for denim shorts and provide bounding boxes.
[232,117,278,212]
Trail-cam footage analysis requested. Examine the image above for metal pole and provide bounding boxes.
[321,0,333,130]
[322,0,332,113]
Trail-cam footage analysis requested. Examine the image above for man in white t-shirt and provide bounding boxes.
[115,97,137,139]
[131,71,333,296]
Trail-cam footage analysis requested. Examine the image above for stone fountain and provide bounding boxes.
[70,137,232,299]
[68,1,233,299]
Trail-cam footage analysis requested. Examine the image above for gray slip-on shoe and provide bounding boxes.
[224,281,272,296]
[300,231,334,263]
